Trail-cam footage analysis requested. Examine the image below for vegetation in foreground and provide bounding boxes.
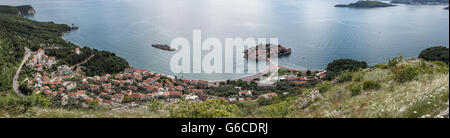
[2,53,448,118]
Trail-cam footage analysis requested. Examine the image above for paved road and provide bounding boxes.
[13,47,31,96]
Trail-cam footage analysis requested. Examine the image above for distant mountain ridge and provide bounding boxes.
[391,0,449,4]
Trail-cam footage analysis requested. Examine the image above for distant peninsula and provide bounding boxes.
[335,0,396,8]
[391,0,449,5]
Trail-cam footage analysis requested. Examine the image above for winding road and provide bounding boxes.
[13,47,31,96]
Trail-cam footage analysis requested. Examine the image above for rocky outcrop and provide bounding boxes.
[16,5,36,17]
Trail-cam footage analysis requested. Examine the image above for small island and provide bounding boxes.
[244,44,291,60]
[335,0,396,8]
[445,6,449,10]
[152,44,176,51]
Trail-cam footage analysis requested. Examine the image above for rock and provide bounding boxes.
[435,108,449,118]
[309,90,321,100]
[61,95,68,105]
[152,44,176,51]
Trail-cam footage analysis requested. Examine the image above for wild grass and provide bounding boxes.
[295,59,449,118]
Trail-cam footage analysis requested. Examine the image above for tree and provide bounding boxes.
[325,59,368,80]
[418,46,449,64]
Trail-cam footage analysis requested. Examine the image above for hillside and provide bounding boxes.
[391,0,449,4]
[0,5,129,92]
[335,1,396,8]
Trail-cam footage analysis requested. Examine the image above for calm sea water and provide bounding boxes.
[1,0,448,81]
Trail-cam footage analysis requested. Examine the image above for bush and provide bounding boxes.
[418,46,449,64]
[0,93,33,114]
[363,80,380,90]
[325,59,368,80]
[31,93,52,107]
[236,100,259,116]
[257,98,274,106]
[336,70,353,83]
[349,85,362,96]
[352,72,364,82]
[391,65,420,83]
[19,83,32,95]
[388,55,403,67]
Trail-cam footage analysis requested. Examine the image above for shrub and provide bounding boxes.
[147,99,163,112]
[418,46,449,64]
[349,85,362,96]
[336,70,353,83]
[31,93,52,107]
[19,83,32,95]
[363,80,380,90]
[257,98,273,106]
[391,65,420,83]
[325,59,368,80]
[256,101,294,118]
[0,93,33,114]
[352,72,364,82]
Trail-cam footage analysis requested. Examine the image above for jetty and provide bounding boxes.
[244,44,291,60]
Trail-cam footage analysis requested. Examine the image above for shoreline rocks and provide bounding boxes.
[244,44,291,60]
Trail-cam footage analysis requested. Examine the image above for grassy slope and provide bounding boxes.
[0,6,129,91]
[0,5,448,118]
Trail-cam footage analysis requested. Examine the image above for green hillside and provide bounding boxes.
[391,0,449,4]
